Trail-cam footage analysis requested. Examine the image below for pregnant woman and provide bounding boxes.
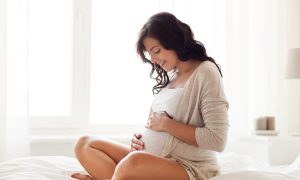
[71,12,229,180]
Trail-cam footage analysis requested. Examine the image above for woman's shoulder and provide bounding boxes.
[183,60,222,89]
[194,60,221,79]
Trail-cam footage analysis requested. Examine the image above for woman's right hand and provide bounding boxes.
[131,132,144,151]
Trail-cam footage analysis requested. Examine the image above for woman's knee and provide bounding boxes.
[74,136,92,156]
[113,151,145,179]
[74,136,110,156]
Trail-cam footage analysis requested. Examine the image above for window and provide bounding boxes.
[26,0,226,129]
[89,0,159,125]
[6,0,286,136]
[28,0,86,128]
[28,0,73,116]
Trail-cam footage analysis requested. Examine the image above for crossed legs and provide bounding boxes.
[72,136,189,180]
[72,136,130,179]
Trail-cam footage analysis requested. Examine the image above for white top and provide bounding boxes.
[140,88,184,155]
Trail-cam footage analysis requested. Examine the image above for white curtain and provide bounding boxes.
[165,0,289,136]
[223,0,288,136]
[282,0,300,134]
[0,0,7,161]
[0,0,30,161]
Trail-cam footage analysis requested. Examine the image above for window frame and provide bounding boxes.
[30,0,91,129]
[29,0,204,136]
[29,0,145,135]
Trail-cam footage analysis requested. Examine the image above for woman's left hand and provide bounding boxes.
[146,111,172,132]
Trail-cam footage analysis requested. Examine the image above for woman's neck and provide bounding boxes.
[167,60,201,89]
[176,60,201,76]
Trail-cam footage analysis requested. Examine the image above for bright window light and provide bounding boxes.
[28,0,73,116]
[89,0,160,125]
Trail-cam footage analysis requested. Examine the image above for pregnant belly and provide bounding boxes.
[140,128,169,156]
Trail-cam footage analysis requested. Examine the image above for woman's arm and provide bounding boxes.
[146,112,198,147]
[131,108,154,151]
[147,63,229,151]
[163,117,198,146]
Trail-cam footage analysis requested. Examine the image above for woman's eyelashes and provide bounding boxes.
[144,48,160,60]
[148,48,160,55]
[153,48,160,54]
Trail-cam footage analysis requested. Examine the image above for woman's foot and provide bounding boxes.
[70,172,94,180]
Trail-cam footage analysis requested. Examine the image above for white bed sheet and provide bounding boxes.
[0,152,300,180]
[212,152,300,180]
[0,156,85,180]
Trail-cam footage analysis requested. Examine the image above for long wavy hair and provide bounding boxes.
[136,12,222,94]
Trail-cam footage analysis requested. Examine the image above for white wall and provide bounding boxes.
[31,141,76,157]
[30,137,131,157]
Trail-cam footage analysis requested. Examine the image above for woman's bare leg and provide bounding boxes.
[112,151,190,180]
[72,136,131,180]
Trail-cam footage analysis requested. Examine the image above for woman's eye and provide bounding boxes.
[154,49,160,54]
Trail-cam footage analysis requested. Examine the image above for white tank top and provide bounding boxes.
[140,88,184,155]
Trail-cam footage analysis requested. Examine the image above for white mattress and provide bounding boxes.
[0,152,300,180]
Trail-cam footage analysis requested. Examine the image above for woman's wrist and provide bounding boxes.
[162,118,173,132]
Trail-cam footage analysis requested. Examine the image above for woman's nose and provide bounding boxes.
[150,55,158,64]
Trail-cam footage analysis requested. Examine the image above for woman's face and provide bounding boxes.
[143,37,179,72]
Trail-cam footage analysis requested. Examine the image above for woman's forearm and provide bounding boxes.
[163,119,198,147]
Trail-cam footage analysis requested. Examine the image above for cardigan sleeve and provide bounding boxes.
[194,63,229,152]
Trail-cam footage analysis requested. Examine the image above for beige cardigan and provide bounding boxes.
[161,61,229,180]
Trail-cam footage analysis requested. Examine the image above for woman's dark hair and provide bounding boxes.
[136,12,222,94]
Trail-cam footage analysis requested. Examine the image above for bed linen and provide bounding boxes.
[211,152,300,180]
[0,156,85,180]
[0,152,300,180]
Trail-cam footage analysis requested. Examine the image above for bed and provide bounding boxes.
[0,152,300,180]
